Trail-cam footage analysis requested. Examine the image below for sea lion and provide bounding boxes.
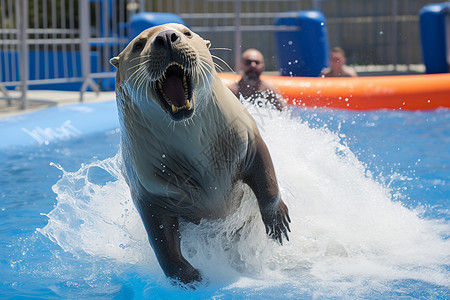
[110,23,290,285]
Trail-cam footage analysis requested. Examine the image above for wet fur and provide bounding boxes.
[110,23,290,286]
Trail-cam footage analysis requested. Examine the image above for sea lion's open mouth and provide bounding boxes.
[156,62,194,121]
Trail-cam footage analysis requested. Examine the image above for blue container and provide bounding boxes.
[419,3,450,74]
[0,50,20,83]
[275,11,329,77]
[130,12,185,40]
[0,50,100,91]
[27,51,99,91]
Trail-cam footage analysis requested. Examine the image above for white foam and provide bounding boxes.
[39,105,450,295]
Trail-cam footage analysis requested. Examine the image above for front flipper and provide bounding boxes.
[260,195,291,245]
[137,201,201,285]
[243,133,291,245]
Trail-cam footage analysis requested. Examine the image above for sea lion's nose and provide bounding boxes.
[153,30,181,48]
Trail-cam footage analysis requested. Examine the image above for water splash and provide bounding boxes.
[39,154,153,267]
[39,104,450,297]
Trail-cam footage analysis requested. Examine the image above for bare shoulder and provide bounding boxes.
[343,65,358,77]
[261,80,279,94]
[319,67,331,77]
[228,81,239,95]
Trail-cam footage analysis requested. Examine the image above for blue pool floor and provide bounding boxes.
[0,102,449,298]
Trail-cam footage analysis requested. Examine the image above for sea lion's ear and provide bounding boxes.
[205,40,211,49]
[110,56,120,69]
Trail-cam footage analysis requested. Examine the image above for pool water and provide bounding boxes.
[0,102,449,299]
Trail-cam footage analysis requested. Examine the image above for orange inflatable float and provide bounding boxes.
[219,73,450,110]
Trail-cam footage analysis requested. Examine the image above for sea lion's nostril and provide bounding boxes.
[154,34,165,48]
[170,32,179,43]
[154,30,180,49]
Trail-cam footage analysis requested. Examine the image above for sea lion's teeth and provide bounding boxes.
[186,100,190,109]
[182,76,188,98]
[172,104,177,113]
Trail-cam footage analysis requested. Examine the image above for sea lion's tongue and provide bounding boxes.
[163,75,185,107]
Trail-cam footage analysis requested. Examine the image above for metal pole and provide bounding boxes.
[80,0,90,82]
[445,5,450,72]
[234,0,242,72]
[20,0,29,110]
[391,0,398,67]
[312,0,319,11]
[79,0,99,101]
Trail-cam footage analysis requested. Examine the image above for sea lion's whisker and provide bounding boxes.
[127,59,150,72]
[129,54,151,63]
[209,47,232,52]
[211,54,234,73]
[128,60,147,70]
[136,72,148,97]
[200,61,213,85]
[127,64,147,84]
[129,68,143,88]
[213,62,224,72]
[197,58,210,79]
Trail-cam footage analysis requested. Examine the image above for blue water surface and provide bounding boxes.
[0,103,448,299]
[297,108,449,221]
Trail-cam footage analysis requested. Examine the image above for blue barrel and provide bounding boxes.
[275,11,329,77]
[419,3,450,74]
[130,12,185,40]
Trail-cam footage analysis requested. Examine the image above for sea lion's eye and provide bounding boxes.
[133,39,146,52]
[183,30,192,38]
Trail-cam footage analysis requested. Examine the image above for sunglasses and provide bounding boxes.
[243,59,261,66]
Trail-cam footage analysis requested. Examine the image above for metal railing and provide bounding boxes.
[0,0,443,110]
[0,0,131,110]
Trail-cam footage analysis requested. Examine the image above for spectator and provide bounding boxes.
[229,48,285,111]
[320,47,358,77]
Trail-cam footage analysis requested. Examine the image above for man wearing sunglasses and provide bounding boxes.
[229,48,285,111]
